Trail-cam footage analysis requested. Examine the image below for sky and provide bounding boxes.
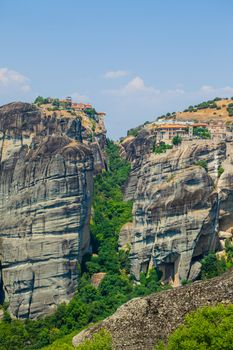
[1,0,233,139]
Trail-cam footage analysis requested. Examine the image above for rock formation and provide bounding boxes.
[72,269,233,350]
[0,102,106,318]
[119,132,233,285]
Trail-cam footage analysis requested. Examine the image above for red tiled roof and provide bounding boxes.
[157,124,188,129]
[193,123,208,127]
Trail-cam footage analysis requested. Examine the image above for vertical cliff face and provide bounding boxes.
[120,136,229,285]
[0,102,106,318]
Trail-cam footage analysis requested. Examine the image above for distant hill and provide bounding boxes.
[126,97,233,138]
[176,98,233,122]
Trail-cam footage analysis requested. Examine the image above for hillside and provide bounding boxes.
[73,269,233,350]
[126,97,233,140]
[176,98,233,122]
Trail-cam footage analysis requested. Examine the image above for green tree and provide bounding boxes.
[34,96,48,105]
[218,166,224,178]
[153,142,173,154]
[155,305,233,350]
[52,99,60,108]
[172,135,182,146]
[193,127,211,139]
[200,253,227,280]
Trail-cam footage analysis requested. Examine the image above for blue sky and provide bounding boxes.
[1,0,233,138]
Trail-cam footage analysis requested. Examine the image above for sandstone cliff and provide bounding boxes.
[73,269,233,350]
[0,102,106,318]
[119,133,233,285]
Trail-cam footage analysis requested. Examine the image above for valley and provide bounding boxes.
[0,97,233,349]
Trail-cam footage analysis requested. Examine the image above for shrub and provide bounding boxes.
[172,135,182,145]
[181,279,191,286]
[52,99,60,108]
[195,160,208,171]
[225,239,233,264]
[217,166,224,178]
[76,329,112,350]
[153,143,173,154]
[194,101,218,110]
[226,103,233,116]
[127,128,140,137]
[193,127,211,139]
[34,96,49,105]
[84,108,96,119]
[155,304,233,350]
[200,253,227,280]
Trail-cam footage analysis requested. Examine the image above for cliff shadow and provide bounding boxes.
[0,262,5,305]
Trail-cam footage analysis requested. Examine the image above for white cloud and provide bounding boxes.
[166,88,185,95]
[0,68,31,92]
[104,76,160,96]
[104,77,233,102]
[104,70,129,79]
[200,85,215,93]
[70,91,89,102]
[200,85,233,95]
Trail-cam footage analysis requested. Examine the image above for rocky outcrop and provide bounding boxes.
[0,102,106,318]
[119,138,229,285]
[72,269,233,350]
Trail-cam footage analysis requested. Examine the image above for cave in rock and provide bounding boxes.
[159,262,175,282]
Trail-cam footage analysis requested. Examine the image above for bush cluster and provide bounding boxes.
[193,127,211,139]
[153,142,173,154]
[155,304,233,350]
[227,103,233,116]
[200,239,233,281]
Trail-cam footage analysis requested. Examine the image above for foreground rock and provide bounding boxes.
[73,270,233,350]
[0,102,106,318]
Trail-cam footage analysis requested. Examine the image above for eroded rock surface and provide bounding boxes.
[73,269,233,350]
[0,102,106,318]
[119,137,232,285]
